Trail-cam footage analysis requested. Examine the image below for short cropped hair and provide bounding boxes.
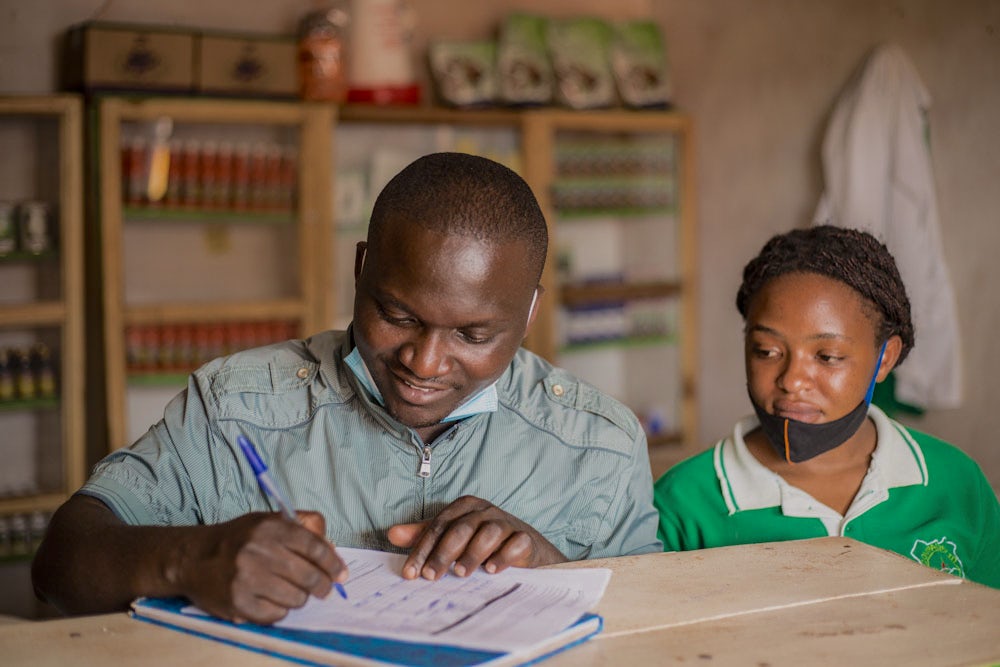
[736,225,915,365]
[368,152,549,282]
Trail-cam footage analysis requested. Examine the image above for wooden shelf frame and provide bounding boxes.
[335,106,700,456]
[518,110,699,454]
[93,97,333,452]
[0,94,86,516]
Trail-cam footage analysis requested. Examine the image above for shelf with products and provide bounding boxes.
[90,96,333,452]
[0,95,85,525]
[521,110,698,458]
[328,106,698,459]
[329,106,524,331]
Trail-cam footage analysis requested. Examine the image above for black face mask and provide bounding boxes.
[750,342,887,464]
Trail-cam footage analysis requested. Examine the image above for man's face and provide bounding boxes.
[352,220,539,440]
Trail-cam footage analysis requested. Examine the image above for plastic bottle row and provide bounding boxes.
[555,138,677,176]
[125,320,299,375]
[0,343,58,403]
[122,138,298,214]
[559,298,675,346]
[551,175,677,213]
[0,510,48,559]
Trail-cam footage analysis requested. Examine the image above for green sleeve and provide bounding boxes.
[967,469,1000,589]
[652,451,719,552]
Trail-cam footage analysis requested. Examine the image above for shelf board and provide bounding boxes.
[124,299,306,325]
[560,334,676,354]
[0,397,59,413]
[0,492,67,516]
[0,302,66,327]
[126,372,190,387]
[339,105,692,132]
[0,551,36,565]
[123,207,295,225]
[340,104,522,126]
[0,250,57,263]
[556,206,677,219]
[560,280,681,307]
[103,96,311,125]
[647,431,684,448]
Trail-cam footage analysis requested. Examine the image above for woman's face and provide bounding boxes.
[744,272,899,423]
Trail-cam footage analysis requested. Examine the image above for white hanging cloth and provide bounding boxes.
[814,43,962,409]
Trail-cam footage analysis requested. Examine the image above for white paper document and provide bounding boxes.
[183,547,610,652]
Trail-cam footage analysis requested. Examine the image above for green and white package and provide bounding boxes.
[428,40,497,108]
[547,17,616,109]
[611,20,671,108]
[497,13,552,106]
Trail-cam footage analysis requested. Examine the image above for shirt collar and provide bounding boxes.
[716,404,929,516]
[343,347,498,424]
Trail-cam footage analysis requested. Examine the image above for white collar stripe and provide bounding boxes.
[714,440,740,515]
[713,405,927,516]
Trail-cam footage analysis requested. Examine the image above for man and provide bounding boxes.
[33,153,660,623]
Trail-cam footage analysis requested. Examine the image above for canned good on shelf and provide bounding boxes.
[16,201,51,254]
[0,200,17,256]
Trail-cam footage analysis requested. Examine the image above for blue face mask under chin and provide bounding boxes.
[750,341,887,464]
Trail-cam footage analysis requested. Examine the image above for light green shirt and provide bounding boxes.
[82,329,662,559]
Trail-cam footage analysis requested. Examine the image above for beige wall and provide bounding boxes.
[653,0,1000,489]
[1,0,997,487]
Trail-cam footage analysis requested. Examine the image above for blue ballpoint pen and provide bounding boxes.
[237,434,348,600]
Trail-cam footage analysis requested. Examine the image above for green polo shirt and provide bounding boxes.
[81,329,661,559]
[653,406,1000,588]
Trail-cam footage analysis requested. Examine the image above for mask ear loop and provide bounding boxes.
[864,340,889,405]
[783,419,791,463]
[782,339,888,464]
[526,288,538,330]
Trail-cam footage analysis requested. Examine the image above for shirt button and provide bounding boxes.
[552,384,564,397]
[296,367,309,379]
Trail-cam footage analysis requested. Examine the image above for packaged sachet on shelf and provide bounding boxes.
[547,17,616,109]
[497,13,553,106]
[611,20,672,109]
[428,40,497,108]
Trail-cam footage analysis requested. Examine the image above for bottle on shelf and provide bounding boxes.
[0,349,14,401]
[30,342,57,399]
[297,2,351,103]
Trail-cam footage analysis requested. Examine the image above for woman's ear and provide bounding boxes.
[876,335,904,382]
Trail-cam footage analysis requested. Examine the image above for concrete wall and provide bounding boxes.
[1,0,997,490]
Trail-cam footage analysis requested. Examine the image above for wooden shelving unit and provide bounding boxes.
[0,95,85,518]
[89,97,333,452]
[332,106,699,459]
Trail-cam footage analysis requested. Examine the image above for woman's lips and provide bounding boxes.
[773,401,822,423]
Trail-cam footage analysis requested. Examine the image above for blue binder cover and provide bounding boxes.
[131,597,602,667]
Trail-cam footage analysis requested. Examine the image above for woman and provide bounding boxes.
[654,225,1000,587]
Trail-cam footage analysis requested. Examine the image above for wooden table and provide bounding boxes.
[3,537,998,666]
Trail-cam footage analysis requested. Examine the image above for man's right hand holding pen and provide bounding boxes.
[31,493,350,624]
[178,509,349,625]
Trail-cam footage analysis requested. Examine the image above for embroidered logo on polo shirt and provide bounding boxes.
[909,536,965,578]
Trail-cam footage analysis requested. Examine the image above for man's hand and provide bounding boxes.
[32,496,349,620]
[181,510,348,624]
[387,495,567,580]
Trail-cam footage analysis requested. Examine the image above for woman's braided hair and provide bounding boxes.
[736,225,915,365]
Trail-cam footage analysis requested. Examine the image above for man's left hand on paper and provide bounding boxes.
[387,495,568,580]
